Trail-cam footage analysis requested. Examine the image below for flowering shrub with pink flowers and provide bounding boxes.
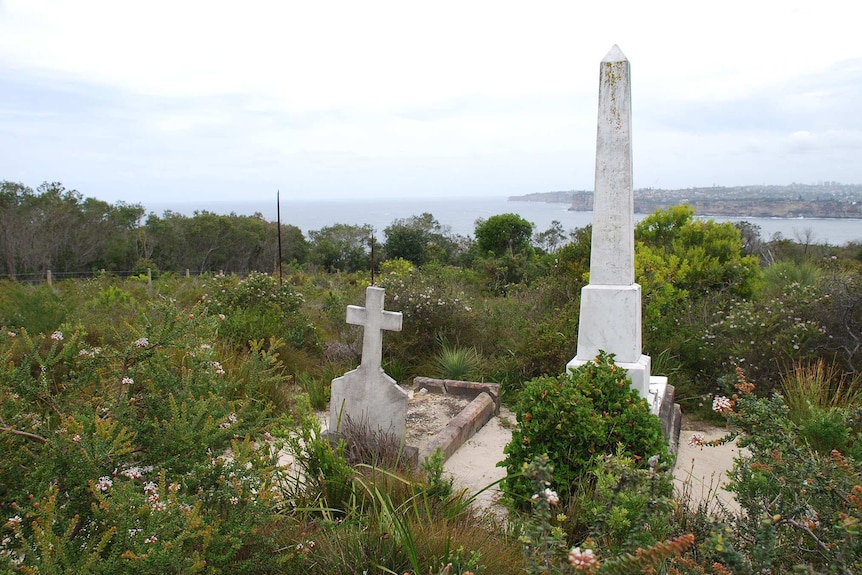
[202,271,318,351]
[0,301,289,573]
[518,455,694,575]
[677,369,862,574]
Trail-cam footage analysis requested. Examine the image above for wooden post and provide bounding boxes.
[186,268,190,278]
[277,190,284,286]
[46,269,52,286]
[147,268,152,290]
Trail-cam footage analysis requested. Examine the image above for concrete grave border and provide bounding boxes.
[412,377,501,464]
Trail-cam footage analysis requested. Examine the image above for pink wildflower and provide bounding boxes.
[688,432,706,447]
[122,377,134,385]
[7,331,16,338]
[134,337,149,347]
[712,395,733,415]
[50,331,63,341]
[6,515,22,528]
[122,466,152,479]
[568,547,598,570]
[219,413,238,429]
[96,476,113,492]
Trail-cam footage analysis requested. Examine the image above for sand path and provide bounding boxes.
[444,411,742,516]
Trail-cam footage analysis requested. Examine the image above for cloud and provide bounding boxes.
[2,0,862,203]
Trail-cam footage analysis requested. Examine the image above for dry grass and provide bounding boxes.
[779,359,862,423]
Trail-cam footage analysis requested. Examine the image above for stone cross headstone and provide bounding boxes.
[567,45,652,398]
[329,286,408,441]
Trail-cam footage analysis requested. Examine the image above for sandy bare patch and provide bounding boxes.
[404,390,471,453]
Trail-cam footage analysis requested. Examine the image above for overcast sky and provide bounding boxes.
[1,0,860,205]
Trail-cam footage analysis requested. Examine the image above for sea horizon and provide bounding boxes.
[143,196,862,247]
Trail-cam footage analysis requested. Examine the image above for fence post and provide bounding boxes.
[185,268,190,278]
[46,269,52,286]
[147,268,152,291]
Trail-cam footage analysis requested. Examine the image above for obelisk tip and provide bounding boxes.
[602,45,627,63]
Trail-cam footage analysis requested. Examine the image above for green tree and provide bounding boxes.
[0,181,144,278]
[633,205,764,399]
[308,223,372,273]
[474,213,534,257]
[533,220,566,253]
[278,223,309,266]
[383,213,465,266]
[383,223,427,265]
[635,204,762,304]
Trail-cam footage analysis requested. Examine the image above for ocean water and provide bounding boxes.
[145,196,862,247]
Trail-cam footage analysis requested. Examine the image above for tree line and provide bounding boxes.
[2,181,552,279]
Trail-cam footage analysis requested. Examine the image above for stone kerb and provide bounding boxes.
[412,377,501,464]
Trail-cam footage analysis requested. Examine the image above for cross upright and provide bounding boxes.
[347,286,402,373]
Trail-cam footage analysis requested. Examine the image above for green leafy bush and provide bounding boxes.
[517,454,693,575]
[691,369,862,574]
[0,303,288,573]
[702,283,829,390]
[379,266,478,361]
[202,272,319,352]
[502,352,667,506]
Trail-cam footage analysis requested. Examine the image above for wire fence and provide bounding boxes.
[0,268,236,285]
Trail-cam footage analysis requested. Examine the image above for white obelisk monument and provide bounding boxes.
[567,45,651,398]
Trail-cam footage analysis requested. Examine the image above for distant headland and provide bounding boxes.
[510,183,862,219]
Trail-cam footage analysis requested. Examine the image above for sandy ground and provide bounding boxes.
[673,418,744,514]
[443,405,516,518]
[442,410,743,517]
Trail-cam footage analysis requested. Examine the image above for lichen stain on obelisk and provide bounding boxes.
[568,45,651,398]
[590,45,634,287]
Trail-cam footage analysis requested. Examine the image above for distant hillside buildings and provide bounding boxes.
[511,183,862,219]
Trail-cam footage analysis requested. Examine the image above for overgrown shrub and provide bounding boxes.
[379,266,478,361]
[517,454,693,575]
[686,369,862,574]
[201,271,319,353]
[0,302,289,573]
[702,283,829,391]
[502,352,668,506]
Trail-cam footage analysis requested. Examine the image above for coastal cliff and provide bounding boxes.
[511,183,862,219]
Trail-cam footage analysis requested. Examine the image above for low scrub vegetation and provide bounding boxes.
[1,189,861,572]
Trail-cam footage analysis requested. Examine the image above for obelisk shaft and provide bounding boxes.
[590,45,634,286]
[569,45,650,398]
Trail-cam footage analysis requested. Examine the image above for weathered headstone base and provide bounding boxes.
[567,353,651,399]
[570,283,650,398]
[573,283,644,359]
[329,367,409,441]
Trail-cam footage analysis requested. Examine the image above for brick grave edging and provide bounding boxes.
[411,377,501,465]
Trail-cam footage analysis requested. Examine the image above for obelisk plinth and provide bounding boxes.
[567,45,651,398]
